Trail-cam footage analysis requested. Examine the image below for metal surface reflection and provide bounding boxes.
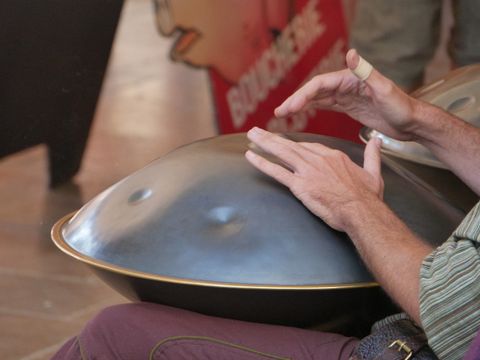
[52,133,463,326]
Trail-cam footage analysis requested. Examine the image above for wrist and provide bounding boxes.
[405,99,429,141]
[408,100,447,144]
[338,196,388,235]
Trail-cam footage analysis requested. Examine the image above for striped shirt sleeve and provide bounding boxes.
[419,201,480,360]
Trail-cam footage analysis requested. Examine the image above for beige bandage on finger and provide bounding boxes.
[351,56,373,81]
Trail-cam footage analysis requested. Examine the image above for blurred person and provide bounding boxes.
[350,0,480,91]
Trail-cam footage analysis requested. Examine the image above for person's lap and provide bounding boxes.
[52,302,358,359]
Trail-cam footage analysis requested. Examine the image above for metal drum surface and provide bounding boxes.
[361,64,480,168]
[52,133,464,327]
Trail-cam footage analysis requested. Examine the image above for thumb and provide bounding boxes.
[346,49,391,93]
[363,137,382,180]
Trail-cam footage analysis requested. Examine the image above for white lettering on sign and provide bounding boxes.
[266,39,345,133]
[227,0,325,129]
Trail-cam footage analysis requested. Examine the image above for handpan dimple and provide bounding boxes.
[51,133,464,327]
[206,206,245,238]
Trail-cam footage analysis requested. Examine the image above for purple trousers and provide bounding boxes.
[52,302,359,359]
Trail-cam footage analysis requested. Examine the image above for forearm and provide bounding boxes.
[410,100,480,195]
[342,198,433,324]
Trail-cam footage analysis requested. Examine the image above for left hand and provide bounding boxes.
[274,49,418,142]
[245,127,384,231]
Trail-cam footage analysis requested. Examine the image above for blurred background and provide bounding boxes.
[0,0,454,358]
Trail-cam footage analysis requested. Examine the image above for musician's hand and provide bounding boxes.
[274,49,420,141]
[245,127,384,232]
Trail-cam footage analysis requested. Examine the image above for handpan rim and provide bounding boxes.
[51,212,379,291]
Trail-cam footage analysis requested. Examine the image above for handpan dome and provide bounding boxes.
[52,133,463,327]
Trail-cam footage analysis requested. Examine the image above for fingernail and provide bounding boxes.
[245,150,256,160]
[274,106,285,117]
[247,127,262,140]
[374,138,382,147]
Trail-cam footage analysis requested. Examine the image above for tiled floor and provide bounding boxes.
[1,0,455,359]
[0,1,215,358]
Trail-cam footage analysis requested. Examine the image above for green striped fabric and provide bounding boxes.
[420,201,480,360]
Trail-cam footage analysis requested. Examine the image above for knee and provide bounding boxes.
[77,303,190,357]
[90,303,136,324]
[82,302,176,337]
[82,303,144,336]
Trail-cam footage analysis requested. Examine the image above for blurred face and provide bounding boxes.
[154,0,291,82]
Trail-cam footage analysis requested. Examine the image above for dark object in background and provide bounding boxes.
[0,0,124,187]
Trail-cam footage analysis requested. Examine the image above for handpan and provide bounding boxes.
[51,133,463,327]
[361,64,480,168]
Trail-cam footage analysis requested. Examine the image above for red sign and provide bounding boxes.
[154,0,361,142]
[208,0,361,142]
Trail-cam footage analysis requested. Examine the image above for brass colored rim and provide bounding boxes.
[51,212,379,291]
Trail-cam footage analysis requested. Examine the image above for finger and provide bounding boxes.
[274,95,294,118]
[245,150,294,188]
[298,141,332,157]
[346,48,396,96]
[247,127,305,169]
[310,97,337,109]
[347,48,373,81]
[310,88,336,101]
[274,71,346,117]
[363,137,382,179]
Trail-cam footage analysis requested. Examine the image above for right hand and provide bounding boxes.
[245,127,384,232]
[274,49,420,141]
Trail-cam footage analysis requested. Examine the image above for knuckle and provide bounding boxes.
[308,76,321,88]
[262,131,274,141]
[290,177,304,193]
[327,149,348,161]
[298,142,316,152]
[276,147,290,159]
[378,79,395,96]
